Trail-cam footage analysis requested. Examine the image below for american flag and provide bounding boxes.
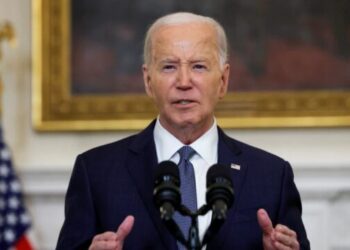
[0,134,33,250]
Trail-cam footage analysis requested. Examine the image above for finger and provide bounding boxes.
[115,215,135,241]
[273,241,291,250]
[274,225,299,249]
[276,224,297,238]
[274,231,293,247]
[93,232,118,242]
[257,208,274,235]
[89,240,118,250]
[90,232,118,250]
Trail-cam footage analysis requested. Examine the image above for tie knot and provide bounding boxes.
[178,146,195,163]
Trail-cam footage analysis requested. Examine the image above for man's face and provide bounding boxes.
[143,22,229,135]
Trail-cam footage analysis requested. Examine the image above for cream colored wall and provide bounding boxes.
[1,1,350,249]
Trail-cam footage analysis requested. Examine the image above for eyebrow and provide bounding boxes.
[159,58,209,64]
[191,59,209,63]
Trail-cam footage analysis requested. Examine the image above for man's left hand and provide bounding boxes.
[257,208,300,250]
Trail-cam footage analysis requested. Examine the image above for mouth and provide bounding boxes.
[172,99,197,106]
[171,98,198,109]
[176,100,193,105]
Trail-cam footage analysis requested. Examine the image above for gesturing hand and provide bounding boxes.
[257,209,300,250]
[89,215,135,250]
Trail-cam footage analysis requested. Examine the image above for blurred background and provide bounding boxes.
[1,0,350,249]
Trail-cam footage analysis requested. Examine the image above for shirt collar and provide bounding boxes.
[153,117,218,165]
[190,120,218,165]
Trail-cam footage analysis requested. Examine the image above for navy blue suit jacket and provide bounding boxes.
[56,121,310,249]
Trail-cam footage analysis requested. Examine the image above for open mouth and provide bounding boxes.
[171,98,197,107]
[176,100,193,105]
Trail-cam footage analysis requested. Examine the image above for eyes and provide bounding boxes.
[193,64,207,71]
[162,64,176,72]
[161,63,208,73]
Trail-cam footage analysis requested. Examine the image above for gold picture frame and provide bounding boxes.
[32,0,350,131]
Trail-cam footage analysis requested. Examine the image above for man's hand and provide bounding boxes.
[257,209,300,250]
[89,215,134,250]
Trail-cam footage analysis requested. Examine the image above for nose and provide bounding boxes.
[176,65,192,89]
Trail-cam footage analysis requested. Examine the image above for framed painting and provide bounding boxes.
[32,0,350,131]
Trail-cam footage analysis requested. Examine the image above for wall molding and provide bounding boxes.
[20,169,70,196]
[294,166,350,200]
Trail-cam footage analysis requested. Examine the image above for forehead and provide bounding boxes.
[150,22,219,60]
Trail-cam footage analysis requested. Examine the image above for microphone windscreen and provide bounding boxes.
[153,160,181,210]
[206,164,232,187]
[154,161,179,180]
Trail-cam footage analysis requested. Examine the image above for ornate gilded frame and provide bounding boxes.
[32,0,350,131]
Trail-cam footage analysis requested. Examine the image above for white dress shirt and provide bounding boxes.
[153,118,218,242]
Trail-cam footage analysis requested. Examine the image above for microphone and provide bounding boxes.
[202,164,234,246]
[153,161,181,220]
[153,161,188,246]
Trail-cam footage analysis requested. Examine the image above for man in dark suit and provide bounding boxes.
[56,12,310,250]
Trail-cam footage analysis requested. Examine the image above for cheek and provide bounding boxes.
[152,86,168,107]
[154,77,175,99]
[202,79,223,100]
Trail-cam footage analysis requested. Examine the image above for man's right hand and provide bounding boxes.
[89,215,135,250]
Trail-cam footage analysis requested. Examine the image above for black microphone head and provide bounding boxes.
[154,161,179,183]
[153,161,181,210]
[206,164,234,209]
[206,164,232,187]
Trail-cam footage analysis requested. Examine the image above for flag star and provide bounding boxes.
[6,213,18,225]
[10,180,21,193]
[20,213,31,225]
[8,196,20,209]
[4,229,15,242]
[0,163,10,177]
[0,147,11,161]
[0,181,7,193]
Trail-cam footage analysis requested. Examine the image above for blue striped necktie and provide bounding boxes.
[174,146,197,250]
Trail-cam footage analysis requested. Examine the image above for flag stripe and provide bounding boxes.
[15,235,32,250]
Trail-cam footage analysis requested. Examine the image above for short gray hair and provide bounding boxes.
[143,12,229,67]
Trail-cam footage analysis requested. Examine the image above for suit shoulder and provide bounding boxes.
[79,120,156,161]
[224,136,293,180]
[222,133,288,166]
[78,134,138,161]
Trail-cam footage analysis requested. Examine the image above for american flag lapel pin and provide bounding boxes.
[230,163,241,170]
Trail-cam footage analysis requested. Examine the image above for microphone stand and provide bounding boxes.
[176,204,213,250]
[160,202,228,249]
[187,215,200,250]
[177,205,201,250]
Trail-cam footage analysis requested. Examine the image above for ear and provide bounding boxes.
[143,64,153,97]
[218,63,230,98]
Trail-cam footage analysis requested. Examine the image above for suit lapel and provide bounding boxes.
[125,121,177,250]
[207,128,248,249]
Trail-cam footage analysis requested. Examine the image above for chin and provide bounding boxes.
[175,117,202,128]
[162,110,206,128]
[163,116,194,128]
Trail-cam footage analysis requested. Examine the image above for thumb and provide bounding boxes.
[257,208,273,236]
[115,215,135,241]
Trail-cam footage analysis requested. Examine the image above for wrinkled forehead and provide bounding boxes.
[150,22,220,60]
